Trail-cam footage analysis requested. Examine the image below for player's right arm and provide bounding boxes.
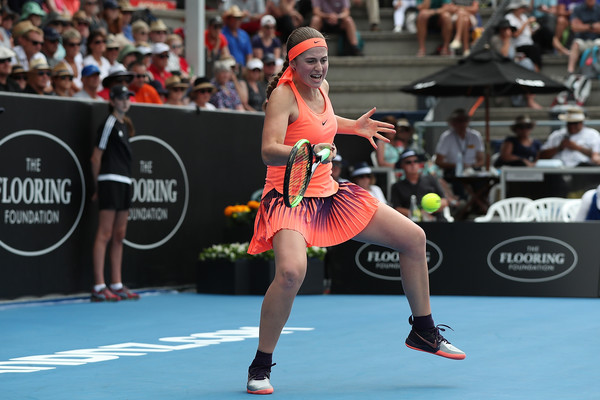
[261,85,298,167]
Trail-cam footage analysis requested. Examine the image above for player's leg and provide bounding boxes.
[248,229,307,394]
[354,203,465,360]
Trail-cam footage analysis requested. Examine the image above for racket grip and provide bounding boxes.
[316,147,331,162]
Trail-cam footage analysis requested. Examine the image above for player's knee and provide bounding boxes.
[275,265,305,291]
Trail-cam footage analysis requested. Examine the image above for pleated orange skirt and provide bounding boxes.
[248,182,380,254]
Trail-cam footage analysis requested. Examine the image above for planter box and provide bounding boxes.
[197,258,324,295]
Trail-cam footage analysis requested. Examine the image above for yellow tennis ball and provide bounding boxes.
[421,193,441,213]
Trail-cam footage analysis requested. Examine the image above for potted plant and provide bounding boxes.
[198,242,326,295]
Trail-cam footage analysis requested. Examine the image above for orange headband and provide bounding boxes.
[277,37,328,88]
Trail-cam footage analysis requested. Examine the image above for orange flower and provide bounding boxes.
[247,200,260,210]
[224,205,236,217]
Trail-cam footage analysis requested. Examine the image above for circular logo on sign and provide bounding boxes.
[354,241,443,281]
[487,235,578,282]
[0,130,85,256]
[124,136,189,249]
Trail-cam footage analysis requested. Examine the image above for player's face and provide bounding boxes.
[292,46,328,88]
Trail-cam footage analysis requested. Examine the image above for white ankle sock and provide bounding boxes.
[94,284,106,292]
[110,282,123,291]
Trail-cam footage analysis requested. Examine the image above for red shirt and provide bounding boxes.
[147,63,172,89]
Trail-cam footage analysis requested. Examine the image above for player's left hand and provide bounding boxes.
[355,107,397,148]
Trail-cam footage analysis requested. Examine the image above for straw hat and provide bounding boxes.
[558,107,586,123]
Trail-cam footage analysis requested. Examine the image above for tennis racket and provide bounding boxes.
[283,139,331,208]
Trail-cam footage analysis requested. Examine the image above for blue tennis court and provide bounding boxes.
[1,291,598,399]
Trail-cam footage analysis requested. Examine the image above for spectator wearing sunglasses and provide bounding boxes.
[164,75,189,106]
[391,150,449,222]
[189,77,217,110]
[61,27,84,92]
[50,61,74,97]
[147,42,172,89]
[127,60,162,104]
[349,162,388,204]
[239,57,266,111]
[251,14,282,61]
[0,47,22,92]
[41,26,62,68]
[12,20,48,71]
[98,63,134,100]
[83,30,111,87]
[72,11,91,55]
[166,33,190,78]
[9,64,28,91]
[23,58,52,95]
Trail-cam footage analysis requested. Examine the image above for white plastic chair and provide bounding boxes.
[560,199,582,222]
[474,197,533,222]
[520,197,569,222]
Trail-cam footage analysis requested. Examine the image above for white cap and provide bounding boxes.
[0,46,16,59]
[246,58,263,70]
[151,42,170,55]
[260,14,276,26]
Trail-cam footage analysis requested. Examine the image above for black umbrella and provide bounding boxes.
[401,47,567,169]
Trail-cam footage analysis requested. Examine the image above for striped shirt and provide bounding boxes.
[96,114,133,184]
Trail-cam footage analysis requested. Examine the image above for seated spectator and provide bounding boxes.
[166,33,190,78]
[23,58,52,95]
[20,1,46,27]
[310,0,363,56]
[189,77,217,110]
[50,62,74,96]
[44,11,73,36]
[147,42,172,88]
[264,0,303,42]
[73,64,102,99]
[149,19,169,45]
[81,0,103,33]
[127,60,162,104]
[391,150,449,221]
[553,0,579,56]
[251,15,282,61]
[104,35,122,66]
[566,0,600,75]
[131,19,150,45]
[538,107,600,166]
[448,0,480,57]
[205,16,232,78]
[261,53,278,84]
[222,5,254,67]
[41,27,62,68]
[221,0,266,35]
[415,0,453,57]
[1,9,17,49]
[118,0,136,43]
[209,59,245,111]
[61,27,84,92]
[375,115,403,168]
[0,47,21,92]
[530,0,557,54]
[505,0,543,71]
[117,43,141,68]
[331,154,349,182]
[349,162,388,203]
[83,30,111,86]
[239,57,267,111]
[490,19,542,109]
[9,64,28,91]
[12,20,47,70]
[495,115,542,167]
[72,10,91,55]
[98,63,134,100]
[434,108,484,199]
[574,184,600,220]
[164,75,189,106]
[392,0,418,33]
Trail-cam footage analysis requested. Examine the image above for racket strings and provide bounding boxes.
[287,146,312,204]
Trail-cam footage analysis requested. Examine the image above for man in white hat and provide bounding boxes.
[148,42,172,88]
[539,107,600,167]
[0,46,21,92]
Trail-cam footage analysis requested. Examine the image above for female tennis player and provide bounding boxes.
[246,27,465,395]
[89,85,139,302]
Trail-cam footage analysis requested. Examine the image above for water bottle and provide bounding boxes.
[455,152,463,177]
[409,195,421,222]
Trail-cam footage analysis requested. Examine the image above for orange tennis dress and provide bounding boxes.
[248,81,380,254]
